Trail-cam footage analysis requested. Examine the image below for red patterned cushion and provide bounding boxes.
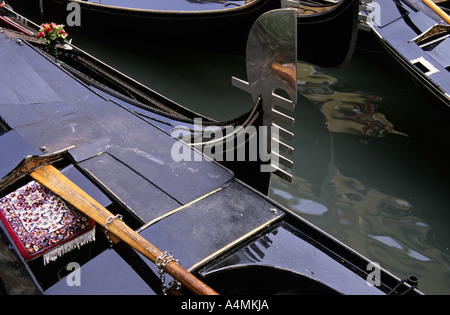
[0,180,95,264]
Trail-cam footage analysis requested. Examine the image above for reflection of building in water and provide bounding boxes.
[269,62,450,292]
[271,165,450,291]
[297,63,407,137]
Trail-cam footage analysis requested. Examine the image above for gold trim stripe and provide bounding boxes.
[188,213,284,272]
[136,186,224,233]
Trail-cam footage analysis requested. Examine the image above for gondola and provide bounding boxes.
[360,0,450,109]
[7,0,360,67]
[0,6,422,295]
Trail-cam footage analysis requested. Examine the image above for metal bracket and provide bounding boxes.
[156,251,182,295]
[104,214,123,247]
[232,8,298,183]
[358,0,374,31]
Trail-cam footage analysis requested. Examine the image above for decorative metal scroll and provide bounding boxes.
[0,152,68,191]
[232,8,298,182]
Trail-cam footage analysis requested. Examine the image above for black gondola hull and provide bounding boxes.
[7,0,359,67]
[360,0,450,109]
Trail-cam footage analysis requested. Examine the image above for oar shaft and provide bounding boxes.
[30,165,218,295]
[423,0,450,24]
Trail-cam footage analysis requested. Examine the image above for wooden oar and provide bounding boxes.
[30,164,218,295]
[423,0,450,24]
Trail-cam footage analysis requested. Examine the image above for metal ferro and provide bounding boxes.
[232,8,298,182]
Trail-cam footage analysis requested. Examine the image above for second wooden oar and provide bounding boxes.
[423,0,450,24]
[30,164,218,295]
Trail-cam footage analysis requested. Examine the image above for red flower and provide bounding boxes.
[36,31,45,39]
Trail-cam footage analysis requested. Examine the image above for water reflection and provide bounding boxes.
[270,60,450,294]
[297,63,407,138]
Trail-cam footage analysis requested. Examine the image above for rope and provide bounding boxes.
[60,58,257,127]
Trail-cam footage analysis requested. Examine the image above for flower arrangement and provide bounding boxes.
[36,23,69,46]
[36,23,69,62]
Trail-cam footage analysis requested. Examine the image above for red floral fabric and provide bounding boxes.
[0,180,95,262]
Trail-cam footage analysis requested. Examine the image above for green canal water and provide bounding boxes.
[11,4,450,294]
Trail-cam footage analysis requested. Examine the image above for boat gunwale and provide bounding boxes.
[366,1,450,108]
[49,0,353,21]
[50,0,276,16]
